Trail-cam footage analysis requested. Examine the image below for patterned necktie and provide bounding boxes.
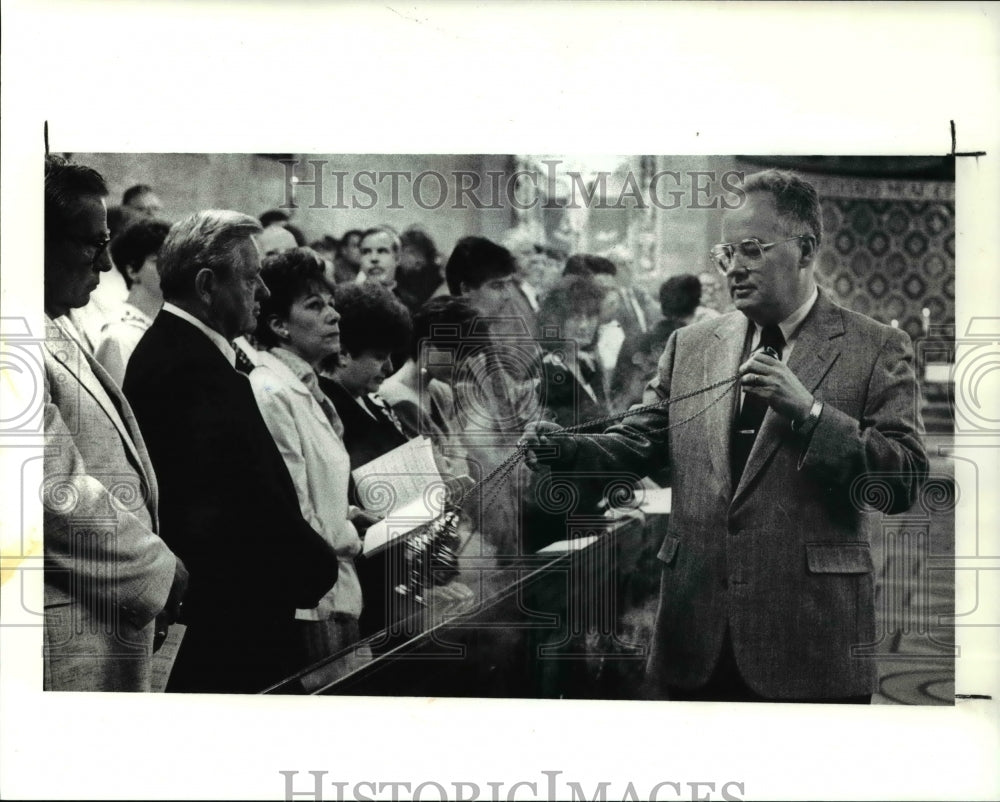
[366,392,407,437]
[731,324,785,485]
[233,343,256,375]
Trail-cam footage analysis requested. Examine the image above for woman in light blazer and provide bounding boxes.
[249,248,364,663]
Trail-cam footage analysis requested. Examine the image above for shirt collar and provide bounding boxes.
[269,346,328,403]
[754,286,819,345]
[121,303,154,327]
[162,302,236,368]
[269,346,313,382]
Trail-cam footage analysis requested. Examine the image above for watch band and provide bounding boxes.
[792,397,824,434]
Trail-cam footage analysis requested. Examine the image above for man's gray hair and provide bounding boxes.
[742,170,824,248]
[158,210,262,299]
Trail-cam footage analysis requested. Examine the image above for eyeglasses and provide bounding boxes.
[74,233,112,264]
[709,236,809,275]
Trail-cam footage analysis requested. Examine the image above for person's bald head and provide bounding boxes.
[255,224,297,257]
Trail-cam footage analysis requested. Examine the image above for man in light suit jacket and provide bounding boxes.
[524,170,928,703]
[42,156,187,692]
[124,210,340,693]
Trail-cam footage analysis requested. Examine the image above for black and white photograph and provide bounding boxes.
[1,3,997,801]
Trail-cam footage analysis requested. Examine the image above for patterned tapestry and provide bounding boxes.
[811,176,955,344]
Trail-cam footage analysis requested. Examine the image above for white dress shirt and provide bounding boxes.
[94,303,154,386]
[161,303,236,368]
[740,287,819,410]
[747,286,819,363]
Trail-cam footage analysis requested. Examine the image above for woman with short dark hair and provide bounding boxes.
[394,227,448,315]
[318,282,414,471]
[535,274,610,427]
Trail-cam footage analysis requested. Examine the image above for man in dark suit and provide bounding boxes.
[524,170,928,703]
[124,210,339,693]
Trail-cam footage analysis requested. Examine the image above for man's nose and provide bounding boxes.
[97,247,114,272]
[721,258,749,278]
[730,246,759,275]
[255,278,271,300]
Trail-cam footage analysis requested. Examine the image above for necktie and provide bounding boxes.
[233,343,256,375]
[731,324,785,485]
[365,393,407,437]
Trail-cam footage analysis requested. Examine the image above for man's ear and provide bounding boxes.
[193,268,215,304]
[798,234,818,269]
[126,263,143,285]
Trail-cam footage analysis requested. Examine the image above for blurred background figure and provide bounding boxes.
[250,247,364,663]
[380,295,479,476]
[611,273,703,408]
[658,273,704,331]
[446,236,518,320]
[695,271,725,321]
[563,253,623,397]
[309,234,339,262]
[358,225,401,290]
[123,183,164,218]
[256,222,298,257]
[444,235,540,420]
[536,275,610,428]
[395,225,447,315]
[522,274,611,555]
[604,244,657,339]
[107,208,136,242]
[443,236,544,558]
[259,209,307,248]
[334,228,364,284]
[308,234,342,288]
[94,217,171,385]
[501,226,547,337]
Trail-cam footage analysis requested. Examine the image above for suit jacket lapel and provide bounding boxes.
[732,293,844,504]
[46,317,160,520]
[705,314,749,485]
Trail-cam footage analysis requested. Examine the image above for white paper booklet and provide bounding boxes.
[352,437,446,555]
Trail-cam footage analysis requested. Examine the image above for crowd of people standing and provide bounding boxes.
[43,156,925,703]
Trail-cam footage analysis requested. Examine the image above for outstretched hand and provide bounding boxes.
[519,420,574,471]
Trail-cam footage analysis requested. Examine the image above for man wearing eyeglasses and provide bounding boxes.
[42,156,187,691]
[524,169,928,703]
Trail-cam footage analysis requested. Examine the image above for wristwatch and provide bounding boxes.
[792,397,824,436]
